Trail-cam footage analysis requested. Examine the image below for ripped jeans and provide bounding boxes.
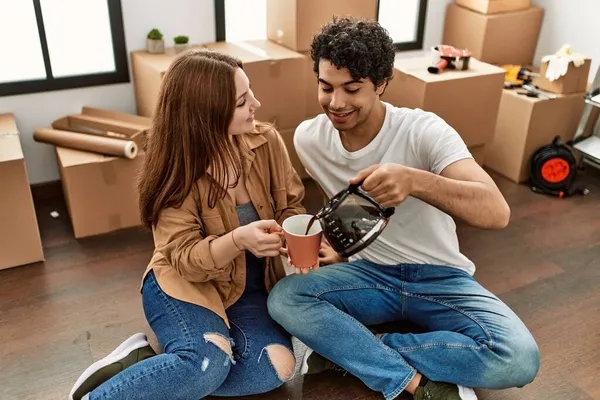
[89,270,294,399]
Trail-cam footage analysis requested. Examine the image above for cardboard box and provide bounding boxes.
[279,128,309,180]
[443,4,544,66]
[484,89,585,183]
[0,114,44,270]
[455,0,531,14]
[131,47,197,118]
[535,59,592,94]
[133,42,308,131]
[470,145,486,166]
[382,57,505,147]
[205,40,307,130]
[51,108,152,238]
[267,0,377,52]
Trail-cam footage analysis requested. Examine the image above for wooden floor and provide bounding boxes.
[2,169,600,400]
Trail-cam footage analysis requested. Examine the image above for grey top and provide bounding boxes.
[235,201,264,292]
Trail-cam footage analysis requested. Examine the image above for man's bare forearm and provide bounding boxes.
[410,169,510,229]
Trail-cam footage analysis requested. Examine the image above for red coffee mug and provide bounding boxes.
[281,214,322,269]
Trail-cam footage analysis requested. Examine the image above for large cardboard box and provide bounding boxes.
[133,42,307,131]
[205,40,307,130]
[443,4,544,66]
[455,0,531,14]
[484,89,585,183]
[0,114,44,270]
[382,57,505,147]
[279,128,309,180]
[131,47,197,118]
[267,0,377,52]
[51,108,152,238]
[535,59,592,95]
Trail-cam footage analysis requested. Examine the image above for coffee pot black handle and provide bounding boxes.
[349,179,395,218]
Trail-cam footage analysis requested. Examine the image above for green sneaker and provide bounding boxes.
[69,333,157,400]
[413,380,477,400]
[300,348,346,375]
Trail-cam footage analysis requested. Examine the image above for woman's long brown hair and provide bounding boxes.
[138,49,244,228]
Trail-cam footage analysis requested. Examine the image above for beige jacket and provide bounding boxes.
[141,126,306,327]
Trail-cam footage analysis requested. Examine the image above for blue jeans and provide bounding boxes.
[90,270,293,399]
[268,260,540,400]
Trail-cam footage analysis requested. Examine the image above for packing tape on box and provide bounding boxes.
[33,128,138,159]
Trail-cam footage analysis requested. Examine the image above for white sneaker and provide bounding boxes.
[69,333,155,400]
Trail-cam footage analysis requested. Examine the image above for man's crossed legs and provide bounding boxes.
[268,260,540,400]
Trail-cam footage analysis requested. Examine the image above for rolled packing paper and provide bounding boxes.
[33,128,138,159]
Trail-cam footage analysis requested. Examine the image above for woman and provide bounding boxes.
[69,49,306,400]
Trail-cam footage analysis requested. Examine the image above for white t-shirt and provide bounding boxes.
[294,102,476,275]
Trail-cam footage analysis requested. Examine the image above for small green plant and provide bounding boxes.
[174,35,189,45]
[147,29,163,40]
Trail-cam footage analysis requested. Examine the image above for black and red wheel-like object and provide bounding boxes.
[529,136,589,198]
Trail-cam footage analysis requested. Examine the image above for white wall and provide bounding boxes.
[531,0,599,83]
[0,0,215,184]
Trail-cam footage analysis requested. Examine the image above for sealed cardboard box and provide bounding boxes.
[267,0,377,52]
[456,0,531,14]
[484,89,585,183]
[382,57,505,147]
[443,4,544,66]
[535,59,592,94]
[205,40,307,130]
[0,113,44,270]
[279,128,309,180]
[51,108,152,238]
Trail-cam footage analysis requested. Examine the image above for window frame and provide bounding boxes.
[379,0,428,52]
[0,0,129,97]
[213,0,428,51]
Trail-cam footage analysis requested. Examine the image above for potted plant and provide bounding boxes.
[146,29,164,54]
[173,35,190,54]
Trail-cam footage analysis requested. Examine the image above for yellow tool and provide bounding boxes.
[501,65,539,88]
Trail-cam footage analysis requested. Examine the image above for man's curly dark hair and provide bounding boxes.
[310,16,395,88]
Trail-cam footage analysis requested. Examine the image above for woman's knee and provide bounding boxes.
[264,344,296,382]
[174,335,233,397]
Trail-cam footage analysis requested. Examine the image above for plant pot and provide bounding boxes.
[146,39,165,54]
[174,43,190,54]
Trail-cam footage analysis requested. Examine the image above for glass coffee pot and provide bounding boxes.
[313,181,395,258]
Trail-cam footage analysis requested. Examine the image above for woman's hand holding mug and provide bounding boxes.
[232,220,284,258]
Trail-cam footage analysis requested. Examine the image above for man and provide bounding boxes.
[267,17,540,400]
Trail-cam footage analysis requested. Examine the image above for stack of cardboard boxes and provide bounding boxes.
[442,0,590,183]
[378,2,550,167]
[131,0,378,180]
[381,57,505,166]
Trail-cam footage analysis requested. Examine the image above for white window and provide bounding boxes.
[0,0,128,97]
[224,0,268,42]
